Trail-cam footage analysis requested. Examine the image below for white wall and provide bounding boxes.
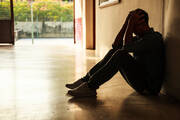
[95,0,164,57]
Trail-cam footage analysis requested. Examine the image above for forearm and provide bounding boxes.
[125,22,134,45]
[112,21,128,49]
[115,22,128,42]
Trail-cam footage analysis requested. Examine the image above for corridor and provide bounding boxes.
[0,41,179,120]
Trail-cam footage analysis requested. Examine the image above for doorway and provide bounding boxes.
[0,0,96,48]
[13,0,74,45]
[74,0,96,49]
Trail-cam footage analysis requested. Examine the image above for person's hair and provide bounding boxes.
[135,8,149,25]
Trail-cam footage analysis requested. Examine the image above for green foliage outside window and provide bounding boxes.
[0,0,73,22]
[0,0,11,20]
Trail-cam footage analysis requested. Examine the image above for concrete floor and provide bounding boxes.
[0,40,179,120]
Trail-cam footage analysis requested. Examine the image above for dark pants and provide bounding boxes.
[84,49,147,93]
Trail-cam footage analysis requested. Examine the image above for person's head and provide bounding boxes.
[133,8,150,36]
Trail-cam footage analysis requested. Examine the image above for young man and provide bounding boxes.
[66,9,165,97]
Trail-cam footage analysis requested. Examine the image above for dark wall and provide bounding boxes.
[164,0,180,100]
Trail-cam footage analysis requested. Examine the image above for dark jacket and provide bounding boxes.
[124,28,165,94]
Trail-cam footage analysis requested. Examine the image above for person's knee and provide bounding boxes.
[112,49,129,60]
[108,49,116,54]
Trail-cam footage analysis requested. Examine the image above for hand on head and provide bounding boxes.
[128,10,146,26]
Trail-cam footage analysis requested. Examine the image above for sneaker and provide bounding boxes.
[67,82,97,97]
[65,78,86,89]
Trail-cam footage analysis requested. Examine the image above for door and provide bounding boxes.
[0,0,14,44]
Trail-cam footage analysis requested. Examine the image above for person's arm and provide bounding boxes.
[112,12,132,50]
[124,33,162,53]
[124,11,145,45]
[124,19,134,45]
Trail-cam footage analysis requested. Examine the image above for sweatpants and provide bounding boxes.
[83,48,147,93]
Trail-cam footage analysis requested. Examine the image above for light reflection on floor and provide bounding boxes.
[0,39,82,119]
[0,40,179,120]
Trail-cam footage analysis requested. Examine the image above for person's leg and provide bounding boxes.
[84,49,116,81]
[68,49,146,97]
[88,50,146,93]
[66,49,116,89]
[118,60,147,93]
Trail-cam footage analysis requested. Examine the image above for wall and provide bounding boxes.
[163,0,180,100]
[96,0,164,57]
[85,0,94,49]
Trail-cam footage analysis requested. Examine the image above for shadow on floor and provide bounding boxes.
[68,92,180,120]
[118,92,180,120]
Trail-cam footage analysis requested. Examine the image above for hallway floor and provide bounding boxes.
[0,40,179,120]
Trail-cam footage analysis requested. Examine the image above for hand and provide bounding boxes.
[112,12,133,49]
[129,10,145,26]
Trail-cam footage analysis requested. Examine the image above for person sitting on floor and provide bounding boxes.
[66,8,165,97]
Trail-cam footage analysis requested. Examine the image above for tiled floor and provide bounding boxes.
[0,40,179,120]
